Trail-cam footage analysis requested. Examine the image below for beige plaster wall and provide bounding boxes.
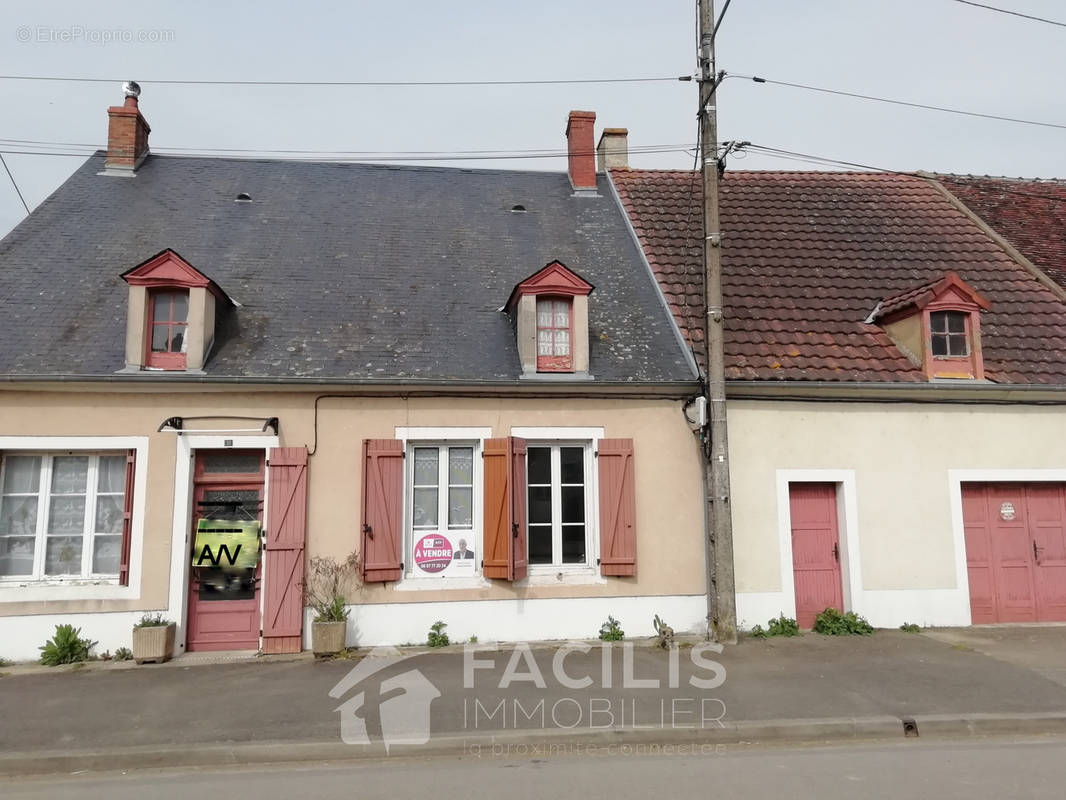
[730,399,1066,594]
[0,389,705,616]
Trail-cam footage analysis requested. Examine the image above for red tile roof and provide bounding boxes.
[936,175,1066,290]
[612,169,1066,384]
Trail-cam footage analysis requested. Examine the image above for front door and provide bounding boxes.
[790,482,844,629]
[186,450,264,651]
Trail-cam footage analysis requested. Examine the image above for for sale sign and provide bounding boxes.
[414,534,453,574]
[192,519,261,569]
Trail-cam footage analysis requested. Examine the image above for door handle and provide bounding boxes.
[832,542,840,562]
[512,522,519,539]
[1033,540,1041,564]
[363,523,373,540]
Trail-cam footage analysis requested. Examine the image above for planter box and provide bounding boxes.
[132,622,176,665]
[312,620,348,656]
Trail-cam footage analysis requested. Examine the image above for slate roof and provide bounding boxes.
[0,154,696,384]
[937,175,1066,290]
[612,169,1066,384]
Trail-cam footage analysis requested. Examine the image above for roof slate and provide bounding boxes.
[0,154,695,384]
[937,175,1066,290]
[612,169,1066,384]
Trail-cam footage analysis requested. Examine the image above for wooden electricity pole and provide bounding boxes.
[698,0,737,643]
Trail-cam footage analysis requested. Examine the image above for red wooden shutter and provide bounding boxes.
[119,449,136,586]
[361,439,404,582]
[510,437,528,581]
[483,437,527,580]
[598,438,637,577]
[263,446,309,654]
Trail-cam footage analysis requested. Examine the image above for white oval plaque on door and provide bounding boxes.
[1000,502,1016,521]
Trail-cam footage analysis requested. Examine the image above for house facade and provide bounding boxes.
[612,160,1066,630]
[0,95,707,661]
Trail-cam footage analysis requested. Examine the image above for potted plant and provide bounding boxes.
[132,612,176,664]
[304,551,360,656]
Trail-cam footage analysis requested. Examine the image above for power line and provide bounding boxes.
[0,74,692,87]
[734,74,1066,131]
[0,152,30,214]
[948,0,1066,28]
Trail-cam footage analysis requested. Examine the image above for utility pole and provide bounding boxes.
[698,0,737,643]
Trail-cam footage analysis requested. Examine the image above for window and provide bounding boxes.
[536,297,573,371]
[406,443,479,577]
[0,453,128,579]
[527,444,590,567]
[930,310,969,357]
[146,289,189,369]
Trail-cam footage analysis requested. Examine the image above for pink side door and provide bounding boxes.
[186,451,264,652]
[790,483,844,629]
[1026,485,1066,622]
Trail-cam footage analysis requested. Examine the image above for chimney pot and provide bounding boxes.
[565,110,597,191]
[597,128,629,172]
[105,83,151,174]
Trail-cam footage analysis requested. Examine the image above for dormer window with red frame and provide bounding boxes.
[869,272,991,381]
[506,261,593,378]
[536,297,573,371]
[147,289,189,369]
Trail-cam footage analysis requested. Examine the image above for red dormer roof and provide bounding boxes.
[871,272,991,323]
[505,260,594,311]
[121,248,229,301]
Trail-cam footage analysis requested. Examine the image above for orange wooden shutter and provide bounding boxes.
[361,439,404,582]
[483,437,527,580]
[263,447,309,654]
[119,449,136,586]
[598,438,637,577]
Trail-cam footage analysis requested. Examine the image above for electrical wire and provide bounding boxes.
[0,152,30,213]
[948,0,1066,28]
[735,73,1066,131]
[0,74,690,87]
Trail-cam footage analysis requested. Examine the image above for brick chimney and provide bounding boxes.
[597,128,629,172]
[105,83,151,174]
[565,110,597,191]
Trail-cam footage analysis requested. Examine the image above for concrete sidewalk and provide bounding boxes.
[2,628,1066,776]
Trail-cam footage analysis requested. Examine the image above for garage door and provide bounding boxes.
[962,483,1066,623]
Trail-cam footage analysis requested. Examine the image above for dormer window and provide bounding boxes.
[929,310,968,358]
[506,261,594,378]
[536,297,573,371]
[121,249,231,374]
[868,272,991,381]
[147,289,189,369]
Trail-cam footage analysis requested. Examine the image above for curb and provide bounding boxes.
[3,713,1066,777]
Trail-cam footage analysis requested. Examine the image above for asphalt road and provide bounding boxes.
[4,736,1064,799]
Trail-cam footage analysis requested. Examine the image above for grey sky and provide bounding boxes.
[2,1,1065,238]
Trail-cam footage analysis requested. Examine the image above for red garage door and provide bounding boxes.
[962,483,1066,623]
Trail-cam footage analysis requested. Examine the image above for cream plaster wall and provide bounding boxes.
[0,390,705,619]
[730,399,1066,598]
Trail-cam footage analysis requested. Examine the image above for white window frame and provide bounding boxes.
[395,427,491,590]
[512,427,604,580]
[0,452,128,581]
[0,436,148,601]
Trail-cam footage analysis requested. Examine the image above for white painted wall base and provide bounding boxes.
[0,610,155,662]
[305,594,708,649]
[737,587,972,631]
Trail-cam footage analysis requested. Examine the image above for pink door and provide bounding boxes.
[790,483,843,629]
[965,483,1066,623]
[186,451,264,651]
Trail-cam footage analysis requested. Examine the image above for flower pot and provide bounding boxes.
[312,620,347,656]
[132,622,176,665]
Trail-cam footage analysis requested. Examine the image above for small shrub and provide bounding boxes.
[749,614,800,638]
[304,552,360,623]
[39,624,97,666]
[653,614,674,648]
[113,647,133,661]
[749,624,767,638]
[813,608,874,636]
[469,635,478,644]
[0,657,12,667]
[900,622,921,633]
[427,621,450,648]
[135,612,172,628]
[599,615,624,641]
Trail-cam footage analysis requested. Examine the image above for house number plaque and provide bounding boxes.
[1000,502,1016,521]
